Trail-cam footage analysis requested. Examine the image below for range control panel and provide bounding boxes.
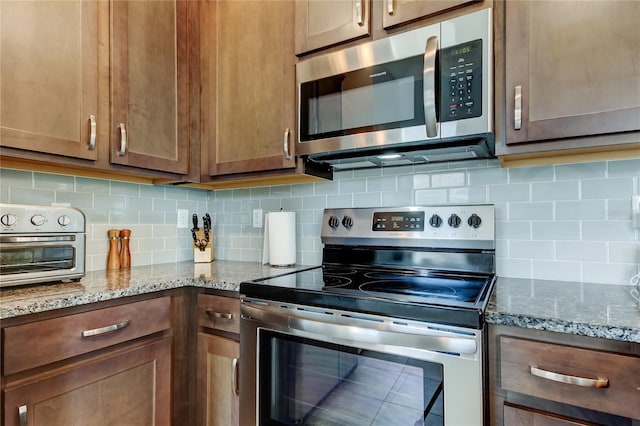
[322,205,495,249]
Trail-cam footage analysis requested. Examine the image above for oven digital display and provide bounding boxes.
[372,211,425,231]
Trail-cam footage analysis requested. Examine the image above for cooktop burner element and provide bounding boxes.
[241,205,496,329]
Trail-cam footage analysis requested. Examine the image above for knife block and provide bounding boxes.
[193,228,214,263]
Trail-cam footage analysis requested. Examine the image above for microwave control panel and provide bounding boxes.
[440,39,483,122]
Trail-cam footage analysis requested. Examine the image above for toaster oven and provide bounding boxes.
[0,203,86,287]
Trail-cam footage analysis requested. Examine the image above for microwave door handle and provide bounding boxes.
[423,35,438,138]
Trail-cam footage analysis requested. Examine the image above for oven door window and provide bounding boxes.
[299,55,425,142]
[0,245,75,275]
[258,329,443,426]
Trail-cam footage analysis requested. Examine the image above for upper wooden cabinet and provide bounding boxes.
[504,1,640,146]
[295,0,482,55]
[295,0,371,55]
[200,0,297,177]
[110,0,190,175]
[0,0,103,161]
[382,0,480,28]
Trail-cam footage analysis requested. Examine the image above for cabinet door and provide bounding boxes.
[505,1,640,145]
[382,0,480,28]
[110,0,189,174]
[0,0,102,160]
[201,0,297,176]
[295,0,370,55]
[3,337,171,426]
[197,333,240,426]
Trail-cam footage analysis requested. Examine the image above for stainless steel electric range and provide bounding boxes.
[240,205,496,426]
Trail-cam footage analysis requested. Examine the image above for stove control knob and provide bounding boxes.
[58,215,71,226]
[342,216,354,229]
[467,214,482,229]
[448,214,461,228]
[1,214,17,227]
[429,214,443,228]
[31,214,46,226]
[328,215,340,229]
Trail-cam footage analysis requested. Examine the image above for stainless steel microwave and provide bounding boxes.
[296,8,493,169]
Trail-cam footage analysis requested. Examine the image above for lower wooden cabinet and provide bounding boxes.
[503,404,590,426]
[197,332,240,426]
[3,336,171,426]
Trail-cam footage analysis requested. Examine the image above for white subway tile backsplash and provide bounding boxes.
[531,181,579,201]
[415,189,447,205]
[509,202,553,221]
[556,200,605,220]
[532,221,580,240]
[2,158,637,284]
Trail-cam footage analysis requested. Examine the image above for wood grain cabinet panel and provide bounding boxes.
[110,0,190,174]
[200,0,297,177]
[382,0,481,28]
[2,297,170,375]
[3,336,171,426]
[295,0,371,55]
[197,293,240,334]
[500,335,640,420]
[197,332,240,426]
[504,1,640,145]
[504,404,591,426]
[0,0,103,160]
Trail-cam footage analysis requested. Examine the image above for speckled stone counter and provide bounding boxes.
[0,260,309,320]
[485,277,640,343]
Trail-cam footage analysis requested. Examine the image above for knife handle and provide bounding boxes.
[192,214,199,230]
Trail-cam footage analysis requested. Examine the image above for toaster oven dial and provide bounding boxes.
[1,214,17,227]
[31,214,46,226]
[58,215,71,226]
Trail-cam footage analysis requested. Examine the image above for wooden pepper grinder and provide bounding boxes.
[107,229,121,270]
[119,229,132,268]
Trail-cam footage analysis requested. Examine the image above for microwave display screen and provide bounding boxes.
[300,55,424,142]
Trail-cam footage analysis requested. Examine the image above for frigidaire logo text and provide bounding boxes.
[369,71,387,78]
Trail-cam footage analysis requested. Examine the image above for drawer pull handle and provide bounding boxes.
[81,320,130,337]
[19,405,27,426]
[530,366,609,388]
[206,310,233,320]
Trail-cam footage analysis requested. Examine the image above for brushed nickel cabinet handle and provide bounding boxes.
[117,122,127,156]
[81,320,130,337]
[18,405,27,426]
[205,309,233,320]
[514,85,522,130]
[283,128,292,160]
[424,36,438,138]
[355,0,364,26]
[387,0,394,15]
[530,366,609,388]
[88,114,96,150]
[232,357,239,396]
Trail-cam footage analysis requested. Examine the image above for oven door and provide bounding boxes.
[240,299,485,426]
[0,234,85,287]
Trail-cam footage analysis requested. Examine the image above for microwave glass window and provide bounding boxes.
[258,330,444,425]
[300,55,424,142]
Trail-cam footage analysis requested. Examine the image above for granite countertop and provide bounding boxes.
[486,276,640,343]
[2,262,639,344]
[0,260,307,320]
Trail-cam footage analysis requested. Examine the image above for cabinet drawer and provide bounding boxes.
[197,294,240,334]
[500,336,640,420]
[504,403,590,426]
[3,297,170,375]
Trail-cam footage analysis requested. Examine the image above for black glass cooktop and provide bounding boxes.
[240,265,496,329]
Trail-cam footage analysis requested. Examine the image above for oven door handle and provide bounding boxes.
[0,235,76,243]
[242,303,477,355]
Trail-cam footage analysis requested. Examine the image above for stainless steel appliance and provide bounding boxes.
[296,9,493,172]
[240,204,496,425]
[0,203,86,287]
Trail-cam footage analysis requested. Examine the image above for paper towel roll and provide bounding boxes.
[262,211,296,267]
